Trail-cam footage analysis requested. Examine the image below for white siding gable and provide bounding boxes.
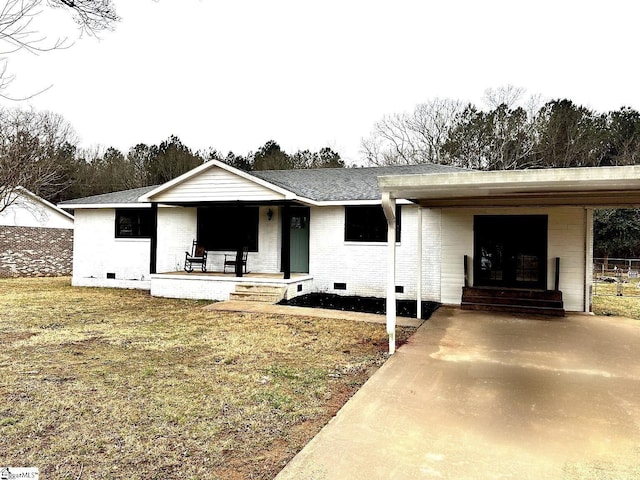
[150,166,286,203]
[0,190,74,229]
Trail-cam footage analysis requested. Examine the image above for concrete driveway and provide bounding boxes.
[276,307,640,479]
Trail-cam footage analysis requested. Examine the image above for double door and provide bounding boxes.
[473,215,547,289]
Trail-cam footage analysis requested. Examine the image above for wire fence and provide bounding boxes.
[593,257,640,297]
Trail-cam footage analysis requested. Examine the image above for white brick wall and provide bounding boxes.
[155,206,281,273]
[309,204,428,299]
[157,207,197,272]
[71,203,592,311]
[73,206,284,287]
[438,206,589,312]
[71,209,150,287]
[422,208,442,303]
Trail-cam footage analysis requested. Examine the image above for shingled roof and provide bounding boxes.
[253,164,464,202]
[59,163,466,207]
[59,185,159,206]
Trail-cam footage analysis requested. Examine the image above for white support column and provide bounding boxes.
[584,208,594,313]
[417,206,423,320]
[381,192,397,354]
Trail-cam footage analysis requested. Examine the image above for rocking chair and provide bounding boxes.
[184,240,207,273]
[224,246,249,273]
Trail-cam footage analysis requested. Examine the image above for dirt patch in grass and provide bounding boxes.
[0,277,416,479]
[280,293,440,319]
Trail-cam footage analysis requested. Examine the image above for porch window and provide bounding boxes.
[198,206,259,252]
[115,208,153,238]
[344,205,401,242]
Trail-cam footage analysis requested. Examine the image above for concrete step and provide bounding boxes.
[461,287,565,317]
[235,284,286,294]
[461,302,565,317]
[230,284,287,303]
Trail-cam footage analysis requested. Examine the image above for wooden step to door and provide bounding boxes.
[461,287,565,317]
[229,284,287,303]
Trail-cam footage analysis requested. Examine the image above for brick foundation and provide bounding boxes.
[0,226,73,277]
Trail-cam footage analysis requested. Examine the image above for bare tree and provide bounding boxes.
[0,106,78,212]
[361,98,464,166]
[482,85,526,110]
[0,0,119,97]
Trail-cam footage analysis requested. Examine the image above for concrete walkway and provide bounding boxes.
[275,307,640,480]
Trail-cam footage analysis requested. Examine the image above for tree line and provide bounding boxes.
[362,87,640,259]
[0,106,344,209]
[3,86,640,259]
[362,87,640,170]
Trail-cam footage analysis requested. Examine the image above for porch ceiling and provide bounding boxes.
[377,165,640,208]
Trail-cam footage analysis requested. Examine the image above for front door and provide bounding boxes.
[474,215,547,289]
[289,207,310,273]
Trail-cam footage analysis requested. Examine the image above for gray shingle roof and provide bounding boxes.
[59,163,466,206]
[59,185,159,206]
[253,164,466,201]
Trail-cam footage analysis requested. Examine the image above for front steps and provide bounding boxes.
[461,287,565,317]
[229,284,287,303]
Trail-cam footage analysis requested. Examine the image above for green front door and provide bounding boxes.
[289,207,310,273]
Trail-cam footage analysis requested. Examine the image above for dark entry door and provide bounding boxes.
[474,215,547,289]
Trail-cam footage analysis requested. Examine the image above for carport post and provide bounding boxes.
[382,192,397,354]
[417,206,422,320]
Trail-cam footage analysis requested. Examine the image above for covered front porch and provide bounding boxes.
[138,160,316,300]
[150,271,314,302]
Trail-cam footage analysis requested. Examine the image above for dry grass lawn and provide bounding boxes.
[593,281,640,320]
[0,277,416,479]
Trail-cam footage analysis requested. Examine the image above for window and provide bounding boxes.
[198,206,259,251]
[344,205,401,242]
[115,209,154,238]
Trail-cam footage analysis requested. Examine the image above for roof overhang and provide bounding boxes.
[377,165,640,208]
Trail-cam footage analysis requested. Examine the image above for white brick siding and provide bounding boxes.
[156,206,281,274]
[71,209,150,288]
[72,206,284,287]
[438,206,589,312]
[422,208,442,303]
[309,204,429,300]
[70,203,592,311]
[157,207,197,272]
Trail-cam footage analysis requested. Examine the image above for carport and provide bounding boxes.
[378,165,640,353]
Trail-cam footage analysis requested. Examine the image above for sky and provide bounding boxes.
[2,0,640,165]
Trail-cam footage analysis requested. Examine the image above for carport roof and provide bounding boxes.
[378,165,640,207]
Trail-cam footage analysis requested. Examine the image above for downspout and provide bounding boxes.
[417,206,422,320]
[382,192,397,354]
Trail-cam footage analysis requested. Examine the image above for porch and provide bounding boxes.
[150,271,314,302]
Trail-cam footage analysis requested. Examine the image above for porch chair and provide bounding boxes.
[224,246,249,273]
[184,240,207,273]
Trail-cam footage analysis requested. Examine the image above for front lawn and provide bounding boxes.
[0,278,416,479]
[592,281,640,319]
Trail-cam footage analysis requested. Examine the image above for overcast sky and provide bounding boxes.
[2,0,639,165]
